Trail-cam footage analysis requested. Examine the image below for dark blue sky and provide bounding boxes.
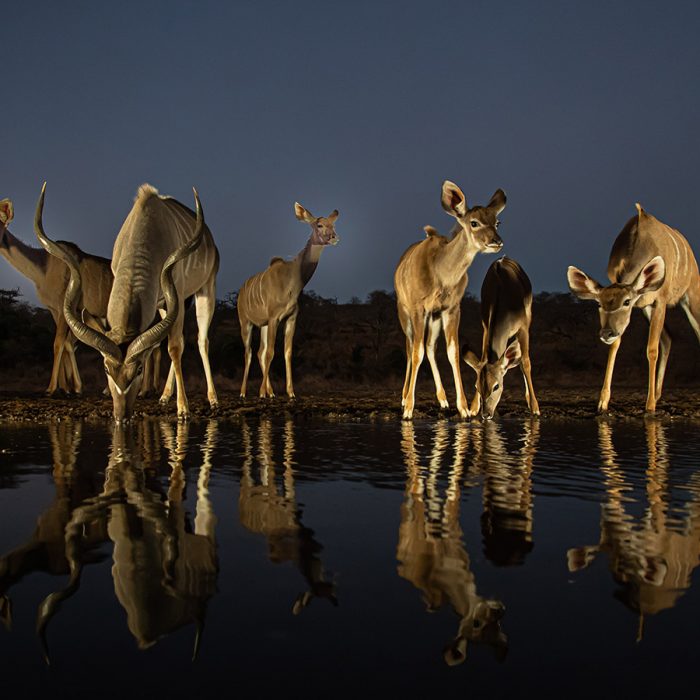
[3,0,699,304]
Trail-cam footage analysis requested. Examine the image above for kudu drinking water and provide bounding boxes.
[568,204,700,412]
[35,183,219,421]
[394,181,506,419]
[462,257,539,419]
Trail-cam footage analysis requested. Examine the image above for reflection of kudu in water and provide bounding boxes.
[568,421,700,640]
[476,420,539,566]
[238,418,337,613]
[397,421,507,665]
[38,420,219,660]
[0,421,107,631]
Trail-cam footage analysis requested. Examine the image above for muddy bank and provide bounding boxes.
[2,387,700,423]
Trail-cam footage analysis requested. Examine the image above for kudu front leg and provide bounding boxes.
[403,313,427,420]
[283,311,298,399]
[517,328,539,416]
[442,310,469,419]
[598,337,621,413]
[426,316,449,409]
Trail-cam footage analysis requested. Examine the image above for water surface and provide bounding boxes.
[1,416,699,698]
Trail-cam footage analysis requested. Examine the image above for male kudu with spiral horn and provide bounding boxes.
[35,183,219,421]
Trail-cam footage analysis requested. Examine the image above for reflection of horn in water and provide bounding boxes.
[568,419,700,642]
[397,421,507,666]
[238,418,337,613]
[479,419,539,566]
[39,420,220,662]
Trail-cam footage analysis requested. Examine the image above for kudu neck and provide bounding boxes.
[0,228,48,285]
[296,238,325,288]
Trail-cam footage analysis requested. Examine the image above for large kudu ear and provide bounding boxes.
[632,256,665,294]
[294,202,316,223]
[34,183,122,363]
[0,199,13,226]
[327,209,339,222]
[441,181,468,218]
[567,266,602,300]
[462,344,484,371]
[501,338,522,370]
[487,189,507,215]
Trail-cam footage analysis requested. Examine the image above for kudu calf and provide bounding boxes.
[35,184,219,421]
[568,204,700,412]
[463,257,539,419]
[237,202,340,399]
[1,197,113,394]
[394,181,506,419]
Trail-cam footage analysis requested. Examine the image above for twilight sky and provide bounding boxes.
[3,0,699,305]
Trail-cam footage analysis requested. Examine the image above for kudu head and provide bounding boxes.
[294,203,340,246]
[441,181,506,253]
[0,198,14,249]
[35,183,205,421]
[443,599,507,666]
[463,338,522,419]
[567,256,666,345]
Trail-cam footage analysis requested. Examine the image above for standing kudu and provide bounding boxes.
[237,203,339,399]
[394,181,506,419]
[568,204,700,412]
[463,257,539,419]
[0,197,113,394]
[35,183,219,421]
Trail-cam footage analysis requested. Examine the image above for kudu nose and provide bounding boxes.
[600,328,618,344]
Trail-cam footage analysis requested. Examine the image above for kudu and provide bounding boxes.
[394,181,506,419]
[397,421,507,665]
[0,196,112,394]
[35,183,219,421]
[238,417,337,612]
[462,257,539,419]
[568,421,700,641]
[237,202,340,399]
[568,204,700,412]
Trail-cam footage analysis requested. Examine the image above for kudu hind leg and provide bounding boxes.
[403,313,427,420]
[644,303,667,413]
[642,306,671,400]
[239,318,254,398]
[680,288,700,344]
[517,328,539,416]
[194,284,219,408]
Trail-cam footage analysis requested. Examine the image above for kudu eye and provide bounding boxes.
[470,220,479,228]
[493,383,500,391]
[623,299,631,307]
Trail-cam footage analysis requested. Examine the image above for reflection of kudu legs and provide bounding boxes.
[398,421,507,665]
